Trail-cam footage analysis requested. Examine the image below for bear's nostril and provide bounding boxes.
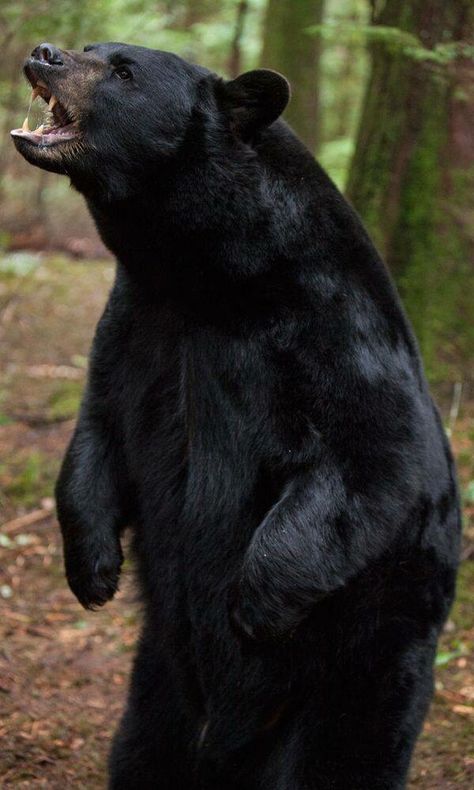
[31,43,64,66]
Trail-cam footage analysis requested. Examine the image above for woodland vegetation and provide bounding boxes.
[1,0,472,381]
[0,2,473,787]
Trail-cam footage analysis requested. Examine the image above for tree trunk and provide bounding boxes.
[228,1,249,78]
[347,0,474,379]
[184,0,213,28]
[260,0,325,152]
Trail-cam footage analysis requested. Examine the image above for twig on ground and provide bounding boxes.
[1,506,54,534]
[446,381,463,438]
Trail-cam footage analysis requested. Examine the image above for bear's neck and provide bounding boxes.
[83,123,322,298]
[85,172,314,326]
[86,166,278,294]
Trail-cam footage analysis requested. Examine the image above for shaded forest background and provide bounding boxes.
[1,2,474,787]
[1,0,473,385]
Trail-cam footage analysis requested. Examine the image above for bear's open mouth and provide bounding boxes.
[11,82,79,147]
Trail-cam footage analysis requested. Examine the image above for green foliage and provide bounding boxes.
[346,0,474,383]
[1,0,473,386]
[0,0,113,49]
[319,137,355,189]
[318,0,370,147]
[436,642,467,667]
[0,252,41,277]
[47,380,84,421]
[0,0,268,75]
[308,21,474,64]
[452,560,474,631]
[464,481,474,505]
[1,450,59,508]
[0,232,11,251]
[307,21,421,48]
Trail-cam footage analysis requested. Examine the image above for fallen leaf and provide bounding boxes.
[452,704,474,717]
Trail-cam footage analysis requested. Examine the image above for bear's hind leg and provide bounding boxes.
[108,631,200,790]
[260,638,437,790]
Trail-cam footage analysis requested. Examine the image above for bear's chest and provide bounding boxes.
[94,300,322,528]
[105,319,286,586]
[119,326,269,488]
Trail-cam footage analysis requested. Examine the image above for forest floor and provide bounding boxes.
[0,254,473,788]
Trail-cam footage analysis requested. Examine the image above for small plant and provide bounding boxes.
[3,450,59,508]
[0,252,41,277]
[464,481,474,506]
[436,641,467,667]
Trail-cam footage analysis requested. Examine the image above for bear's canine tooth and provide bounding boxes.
[31,87,40,101]
[33,124,44,135]
[48,96,57,111]
[22,117,30,132]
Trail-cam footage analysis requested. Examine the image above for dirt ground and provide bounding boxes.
[1,254,473,788]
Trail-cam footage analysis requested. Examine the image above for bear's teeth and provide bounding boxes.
[32,124,44,135]
[22,116,30,132]
[48,96,57,111]
[31,87,40,101]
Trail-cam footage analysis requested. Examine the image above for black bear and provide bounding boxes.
[12,42,460,790]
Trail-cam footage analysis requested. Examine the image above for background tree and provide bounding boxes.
[1,0,473,381]
[346,0,474,379]
[260,0,325,151]
[313,0,370,187]
[0,0,267,250]
[228,1,249,78]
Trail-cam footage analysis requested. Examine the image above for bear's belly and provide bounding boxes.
[123,383,273,599]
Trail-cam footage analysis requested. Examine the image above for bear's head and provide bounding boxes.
[11,42,290,202]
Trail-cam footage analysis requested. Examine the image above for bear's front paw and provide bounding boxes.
[65,539,123,610]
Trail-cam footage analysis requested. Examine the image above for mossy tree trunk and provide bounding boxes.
[260,0,325,152]
[347,0,474,380]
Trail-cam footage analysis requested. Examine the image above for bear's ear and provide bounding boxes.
[217,69,290,139]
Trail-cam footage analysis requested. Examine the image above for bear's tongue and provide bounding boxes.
[11,86,78,145]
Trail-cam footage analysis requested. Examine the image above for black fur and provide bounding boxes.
[16,42,460,789]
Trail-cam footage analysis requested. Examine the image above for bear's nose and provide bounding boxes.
[31,43,64,66]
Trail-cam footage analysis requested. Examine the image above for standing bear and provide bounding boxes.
[12,42,460,790]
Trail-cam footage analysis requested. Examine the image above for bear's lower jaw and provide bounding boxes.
[10,123,79,147]
[10,133,75,175]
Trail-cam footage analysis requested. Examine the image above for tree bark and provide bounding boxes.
[228,1,249,78]
[347,0,474,378]
[260,0,325,152]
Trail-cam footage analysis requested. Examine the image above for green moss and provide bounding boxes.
[390,71,447,371]
[347,1,474,384]
[358,63,474,382]
[347,52,423,256]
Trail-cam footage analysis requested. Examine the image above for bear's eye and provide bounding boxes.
[114,66,132,81]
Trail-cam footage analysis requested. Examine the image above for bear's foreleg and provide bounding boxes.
[55,395,131,609]
[233,458,418,641]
